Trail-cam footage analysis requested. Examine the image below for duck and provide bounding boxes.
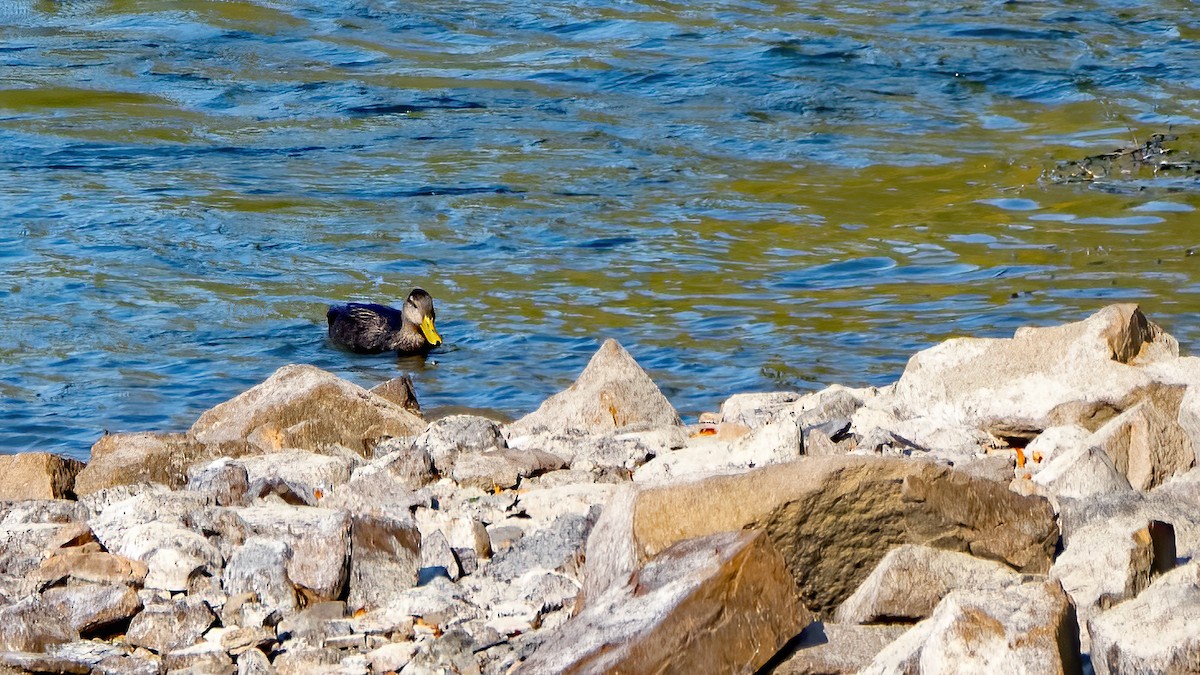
[327,288,443,355]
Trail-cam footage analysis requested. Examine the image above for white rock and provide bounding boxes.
[1051,518,1175,651]
[222,537,298,618]
[507,339,681,435]
[1088,560,1200,674]
[835,545,1026,624]
[861,580,1080,674]
[226,504,350,600]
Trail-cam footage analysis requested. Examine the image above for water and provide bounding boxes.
[3,0,1200,460]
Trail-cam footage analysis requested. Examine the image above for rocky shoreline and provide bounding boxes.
[1,303,1198,674]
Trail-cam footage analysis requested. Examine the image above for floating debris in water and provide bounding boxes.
[1046,133,1200,184]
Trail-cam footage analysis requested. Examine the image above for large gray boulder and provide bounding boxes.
[508,339,681,435]
[583,456,1058,616]
[222,537,298,619]
[889,304,1179,438]
[522,530,810,674]
[189,364,426,457]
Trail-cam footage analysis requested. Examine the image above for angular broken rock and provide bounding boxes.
[413,414,507,475]
[1088,560,1200,674]
[0,452,84,501]
[834,544,1025,625]
[41,583,142,634]
[347,513,421,612]
[419,529,461,582]
[486,511,596,584]
[370,374,421,414]
[508,339,681,435]
[861,580,1081,674]
[889,304,1179,438]
[186,458,250,507]
[1085,397,1195,491]
[1031,441,1133,500]
[74,432,212,496]
[450,448,566,490]
[522,529,811,674]
[189,363,425,457]
[225,504,351,600]
[126,597,215,654]
[771,622,910,675]
[36,551,148,588]
[1051,518,1176,651]
[0,597,78,652]
[222,537,298,618]
[583,456,1058,616]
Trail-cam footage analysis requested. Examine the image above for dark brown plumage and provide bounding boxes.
[327,288,442,355]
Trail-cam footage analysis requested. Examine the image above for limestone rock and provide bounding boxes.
[1087,398,1194,490]
[186,458,250,506]
[161,640,233,673]
[522,529,811,674]
[275,600,346,644]
[0,499,88,526]
[225,504,350,600]
[0,452,84,500]
[890,304,1178,438]
[236,647,273,675]
[515,482,617,525]
[126,597,215,654]
[510,427,686,477]
[0,651,90,674]
[367,641,419,673]
[0,521,92,583]
[1180,385,1200,464]
[485,511,596,583]
[222,537,298,618]
[41,583,142,634]
[36,551,148,588]
[633,417,803,485]
[450,448,565,490]
[189,364,425,457]
[1051,517,1175,652]
[835,544,1026,624]
[419,529,460,582]
[1088,560,1200,674]
[74,432,212,496]
[861,580,1081,674]
[413,415,506,475]
[583,456,1058,615]
[719,391,802,428]
[0,597,78,651]
[1032,442,1133,503]
[771,622,909,675]
[370,374,421,415]
[347,513,421,612]
[359,441,436,491]
[233,450,356,505]
[508,339,681,435]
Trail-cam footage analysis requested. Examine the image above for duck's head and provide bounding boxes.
[403,288,442,348]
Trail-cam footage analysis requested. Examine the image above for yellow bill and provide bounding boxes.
[421,315,442,346]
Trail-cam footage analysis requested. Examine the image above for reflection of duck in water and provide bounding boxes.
[327,288,443,355]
